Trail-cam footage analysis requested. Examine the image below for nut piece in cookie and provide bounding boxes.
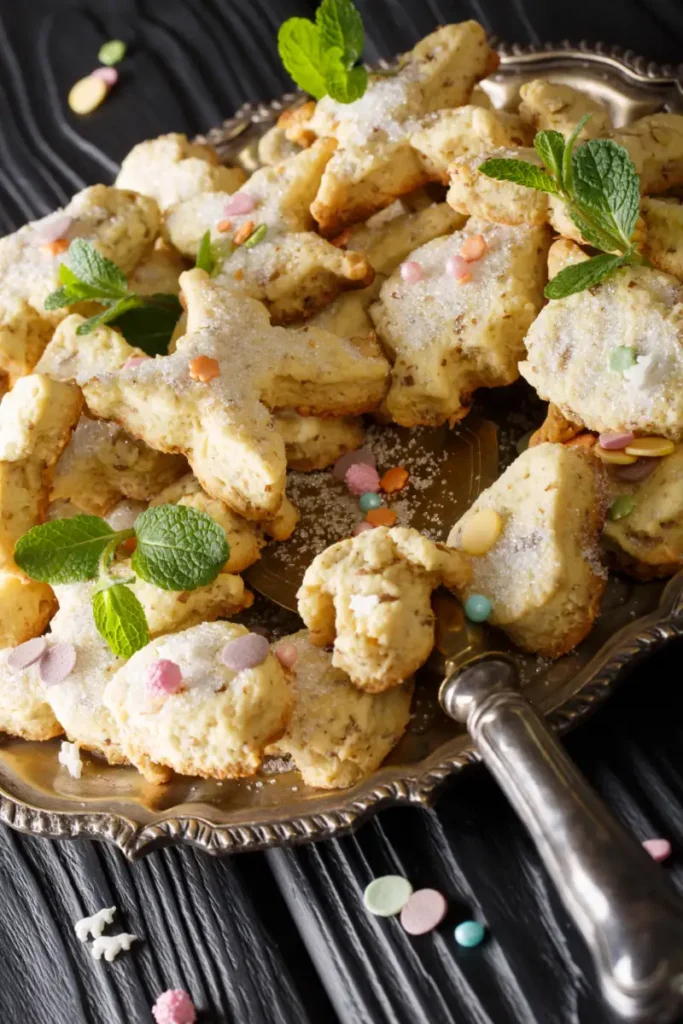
[115,132,246,212]
[268,630,413,789]
[274,410,364,472]
[103,621,293,781]
[84,269,389,520]
[448,443,607,657]
[371,219,549,426]
[519,79,611,139]
[0,374,82,570]
[297,526,471,692]
[0,185,160,380]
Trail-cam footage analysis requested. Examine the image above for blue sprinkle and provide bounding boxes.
[359,492,382,513]
[454,920,485,947]
[464,594,492,622]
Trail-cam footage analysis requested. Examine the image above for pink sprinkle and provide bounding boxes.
[613,458,658,483]
[124,356,147,370]
[152,989,196,1024]
[91,66,118,87]
[642,838,671,862]
[332,447,376,480]
[147,659,184,698]
[446,254,471,281]
[221,633,270,671]
[345,463,380,496]
[400,889,448,935]
[275,642,298,670]
[33,215,73,246]
[353,521,374,536]
[400,261,423,284]
[598,430,635,450]
[38,643,77,686]
[224,193,256,216]
[8,636,47,671]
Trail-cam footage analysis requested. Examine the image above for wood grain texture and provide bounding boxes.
[1,2,683,1022]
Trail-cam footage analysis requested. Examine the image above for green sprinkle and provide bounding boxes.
[243,224,268,249]
[454,920,486,948]
[608,495,635,521]
[98,39,126,66]
[610,346,637,373]
[363,876,413,917]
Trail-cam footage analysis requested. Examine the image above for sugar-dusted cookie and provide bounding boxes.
[447,147,550,226]
[84,269,389,520]
[127,240,186,296]
[615,113,683,194]
[0,571,56,650]
[115,133,246,211]
[0,637,62,741]
[298,526,470,692]
[370,218,549,426]
[0,374,82,570]
[269,630,413,789]
[104,622,293,781]
[0,186,159,380]
[448,443,606,657]
[411,106,531,182]
[274,410,364,472]
[642,198,683,282]
[519,79,611,139]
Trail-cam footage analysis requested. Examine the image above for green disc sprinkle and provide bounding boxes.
[608,495,635,521]
[98,39,127,66]
[609,346,637,373]
[363,875,413,917]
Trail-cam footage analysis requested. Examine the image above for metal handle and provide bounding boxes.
[440,654,683,1023]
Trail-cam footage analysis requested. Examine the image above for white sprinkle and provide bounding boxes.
[349,594,380,615]
[58,740,83,779]
[74,906,116,942]
[91,933,138,962]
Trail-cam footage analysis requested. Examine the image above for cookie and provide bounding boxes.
[127,240,186,296]
[0,571,56,650]
[274,410,364,471]
[447,147,550,226]
[0,639,63,741]
[642,198,683,282]
[615,113,683,194]
[411,105,531,182]
[519,79,611,139]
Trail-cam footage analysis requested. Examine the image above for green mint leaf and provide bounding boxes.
[14,515,115,584]
[567,205,624,254]
[544,253,625,299]
[534,130,565,185]
[478,158,559,194]
[98,39,126,66]
[74,295,141,336]
[562,113,592,192]
[195,230,216,274]
[112,295,182,356]
[131,505,229,591]
[278,17,329,99]
[571,138,640,250]
[44,286,78,311]
[66,239,129,298]
[325,52,367,103]
[92,584,149,657]
[316,0,364,68]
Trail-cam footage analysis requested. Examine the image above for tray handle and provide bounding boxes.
[440,654,683,1023]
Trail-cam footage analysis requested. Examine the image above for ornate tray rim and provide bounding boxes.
[4,41,683,859]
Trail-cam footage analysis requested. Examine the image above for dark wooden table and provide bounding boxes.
[2,2,683,1021]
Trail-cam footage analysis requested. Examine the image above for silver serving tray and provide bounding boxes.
[2,41,682,859]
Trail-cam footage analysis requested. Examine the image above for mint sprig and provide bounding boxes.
[278,0,367,104]
[44,240,182,356]
[15,505,229,656]
[479,116,644,299]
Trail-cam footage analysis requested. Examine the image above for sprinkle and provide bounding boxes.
[216,219,232,233]
[91,66,119,87]
[642,838,671,862]
[41,238,70,256]
[565,433,596,450]
[124,356,147,370]
[380,466,409,493]
[39,643,77,686]
[446,254,471,282]
[147,659,184,698]
[353,521,374,535]
[275,642,298,670]
[121,536,137,554]
[460,234,487,262]
[33,215,73,245]
[454,920,485,947]
[58,740,83,779]
[598,430,635,450]
[98,39,127,66]
[608,496,635,521]
[363,876,413,917]
[609,346,637,373]
[91,933,137,962]
[7,636,47,671]
[595,446,637,466]
[464,594,492,622]
[349,594,380,615]
[188,356,220,383]
[400,889,448,935]
[243,224,268,249]
[221,633,270,671]
[233,219,255,246]
[359,492,383,512]
[75,906,116,942]
[624,437,675,458]
[224,193,256,216]
[68,75,108,115]
[331,228,352,248]
[345,463,380,495]
[460,508,502,556]
[152,990,197,1024]
[400,261,423,284]
[366,507,397,527]
[614,459,658,483]
[332,447,376,480]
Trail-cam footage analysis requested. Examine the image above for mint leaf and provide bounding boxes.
[478,158,559,194]
[98,40,126,66]
[571,139,640,250]
[317,0,364,67]
[93,584,149,657]
[44,286,78,311]
[113,295,182,355]
[534,130,565,185]
[562,113,592,192]
[278,17,328,100]
[325,52,367,103]
[132,505,229,591]
[567,205,623,254]
[75,295,142,336]
[15,516,115,584]
[544,253,625,299]
[196,230,217,274]
[66,239,128,298]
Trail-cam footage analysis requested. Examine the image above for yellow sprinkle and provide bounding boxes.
[68,76,108,115]
[460,508,503,556]
[624,437,675,458]
[595,446,637,465]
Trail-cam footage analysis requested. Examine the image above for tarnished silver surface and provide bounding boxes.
[1,43,682,859]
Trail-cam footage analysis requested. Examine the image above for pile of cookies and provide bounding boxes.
[0,20,682,790]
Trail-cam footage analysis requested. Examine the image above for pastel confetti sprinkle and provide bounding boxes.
[446,254,471,282]
[400,261,423,284]
[598,430,635,450]
[224,193,256,217]
[400,889,448,935]
[379,466,409,493]
[147,659,184,698]
[353,521,374,535]
[460,234,487,262]
[275,642,298,670]
[332,447,376,480]
[454,920,485,947]
[38,643,77,686]
[359,492,382,512]
[609,346,637,373]
[188,355,220,383]
[464,594,492,622]
[642,838,671,862]
[7,636,47,671]
[608,496,635,521]
[91,66,119,87]
[624,437,675,458]
[68,75,108,115]
[124,356,147,370]
[221,633,270,671]
[365,507,397,527]
[614,459,658,483]
[345,463,380,496]
[152,990,197,1024]
[98,39,126,66]
[363,875,413,917]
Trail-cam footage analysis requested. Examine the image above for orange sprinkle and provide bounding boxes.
[189,355,220,383]
[365,507,397,527]
[380,466,410,493]
[121,537,137,555]
[217,219,232,233]
[457,273,472,284]
[233,268,245,281]
[565,433,597,450]
[233,220,255,246]
[331,228,352,248]
[460,234,487,262]
[41,238,69,256]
